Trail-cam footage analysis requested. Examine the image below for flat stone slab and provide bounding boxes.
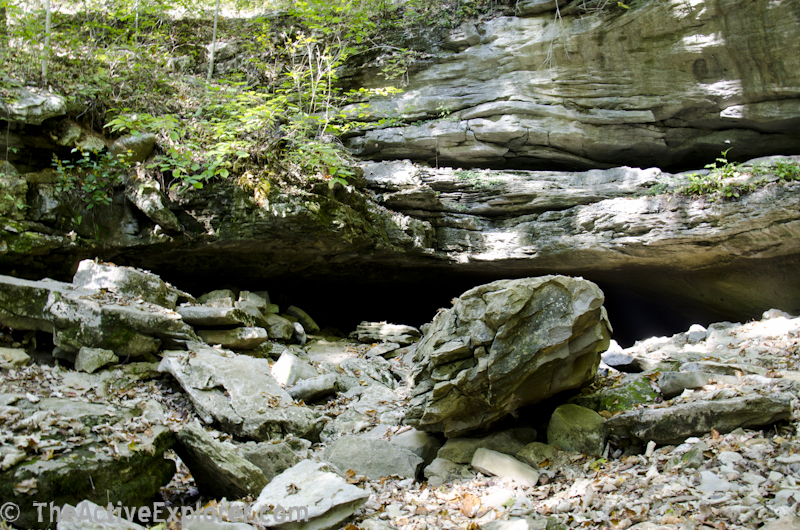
[176,305,257,326]
[197,327,270,349]
[605,394,792,444]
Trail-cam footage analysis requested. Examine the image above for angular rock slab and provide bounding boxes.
[323,434,425,479]
[159,346,317,440]
[197,327,270,349]
[239,438,310,482]
[72,259,191,309]
[250,460,369,530]
[0,396,174,530]
[0,274,198,356]
[407,276,611,436]
[605,394,792,445]
[175,422,268,499]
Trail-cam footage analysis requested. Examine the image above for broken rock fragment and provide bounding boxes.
[0,274,198,357]
[250,459,369,530]
[72,259,191,309]
[158,345,317,440]
[407,276,611,436]
[471,448,539,487]
[175,422,268,499]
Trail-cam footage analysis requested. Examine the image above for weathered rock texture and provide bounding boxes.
[407,276,611,436]
[360,158,800,319]
[0,395,174,529]
[158,345,318,440]
[343,0,800,171]
[0,273,198,357]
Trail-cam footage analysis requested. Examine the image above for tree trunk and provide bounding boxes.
[206,0,220,84]
[42,0,52,84]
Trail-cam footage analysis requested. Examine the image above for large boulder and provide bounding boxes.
[407,276,611,436]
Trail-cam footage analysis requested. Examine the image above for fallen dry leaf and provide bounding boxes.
[460,493,480,518]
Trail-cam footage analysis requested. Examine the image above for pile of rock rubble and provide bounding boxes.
[0,261,798,530]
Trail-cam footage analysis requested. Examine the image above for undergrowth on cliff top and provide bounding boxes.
[0,0,505,198]
[648,151,800,202]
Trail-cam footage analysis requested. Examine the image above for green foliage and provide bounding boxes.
[755,158,800,182]
[53,149,129,211]
[1,0,501,204]
[679,149,747,200]
[678,150,800,202]
[455,169,501,189]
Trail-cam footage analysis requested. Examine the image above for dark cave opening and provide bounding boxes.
[159,271,725,348]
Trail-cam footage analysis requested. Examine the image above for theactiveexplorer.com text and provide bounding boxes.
[32,501,310,527]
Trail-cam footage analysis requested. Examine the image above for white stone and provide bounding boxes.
[471,448,539,488]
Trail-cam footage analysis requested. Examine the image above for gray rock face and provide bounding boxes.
[547,404,607,456]
[175,422,268,498]
[324,434,425,479]
[358,158,800,320]
[158,346,317,440]
[407,276,611,436]
[344,0,800,170]
[125,177,182,232]
[605,395,792,445]
[250,459,369,530]
[0,174,28,220]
